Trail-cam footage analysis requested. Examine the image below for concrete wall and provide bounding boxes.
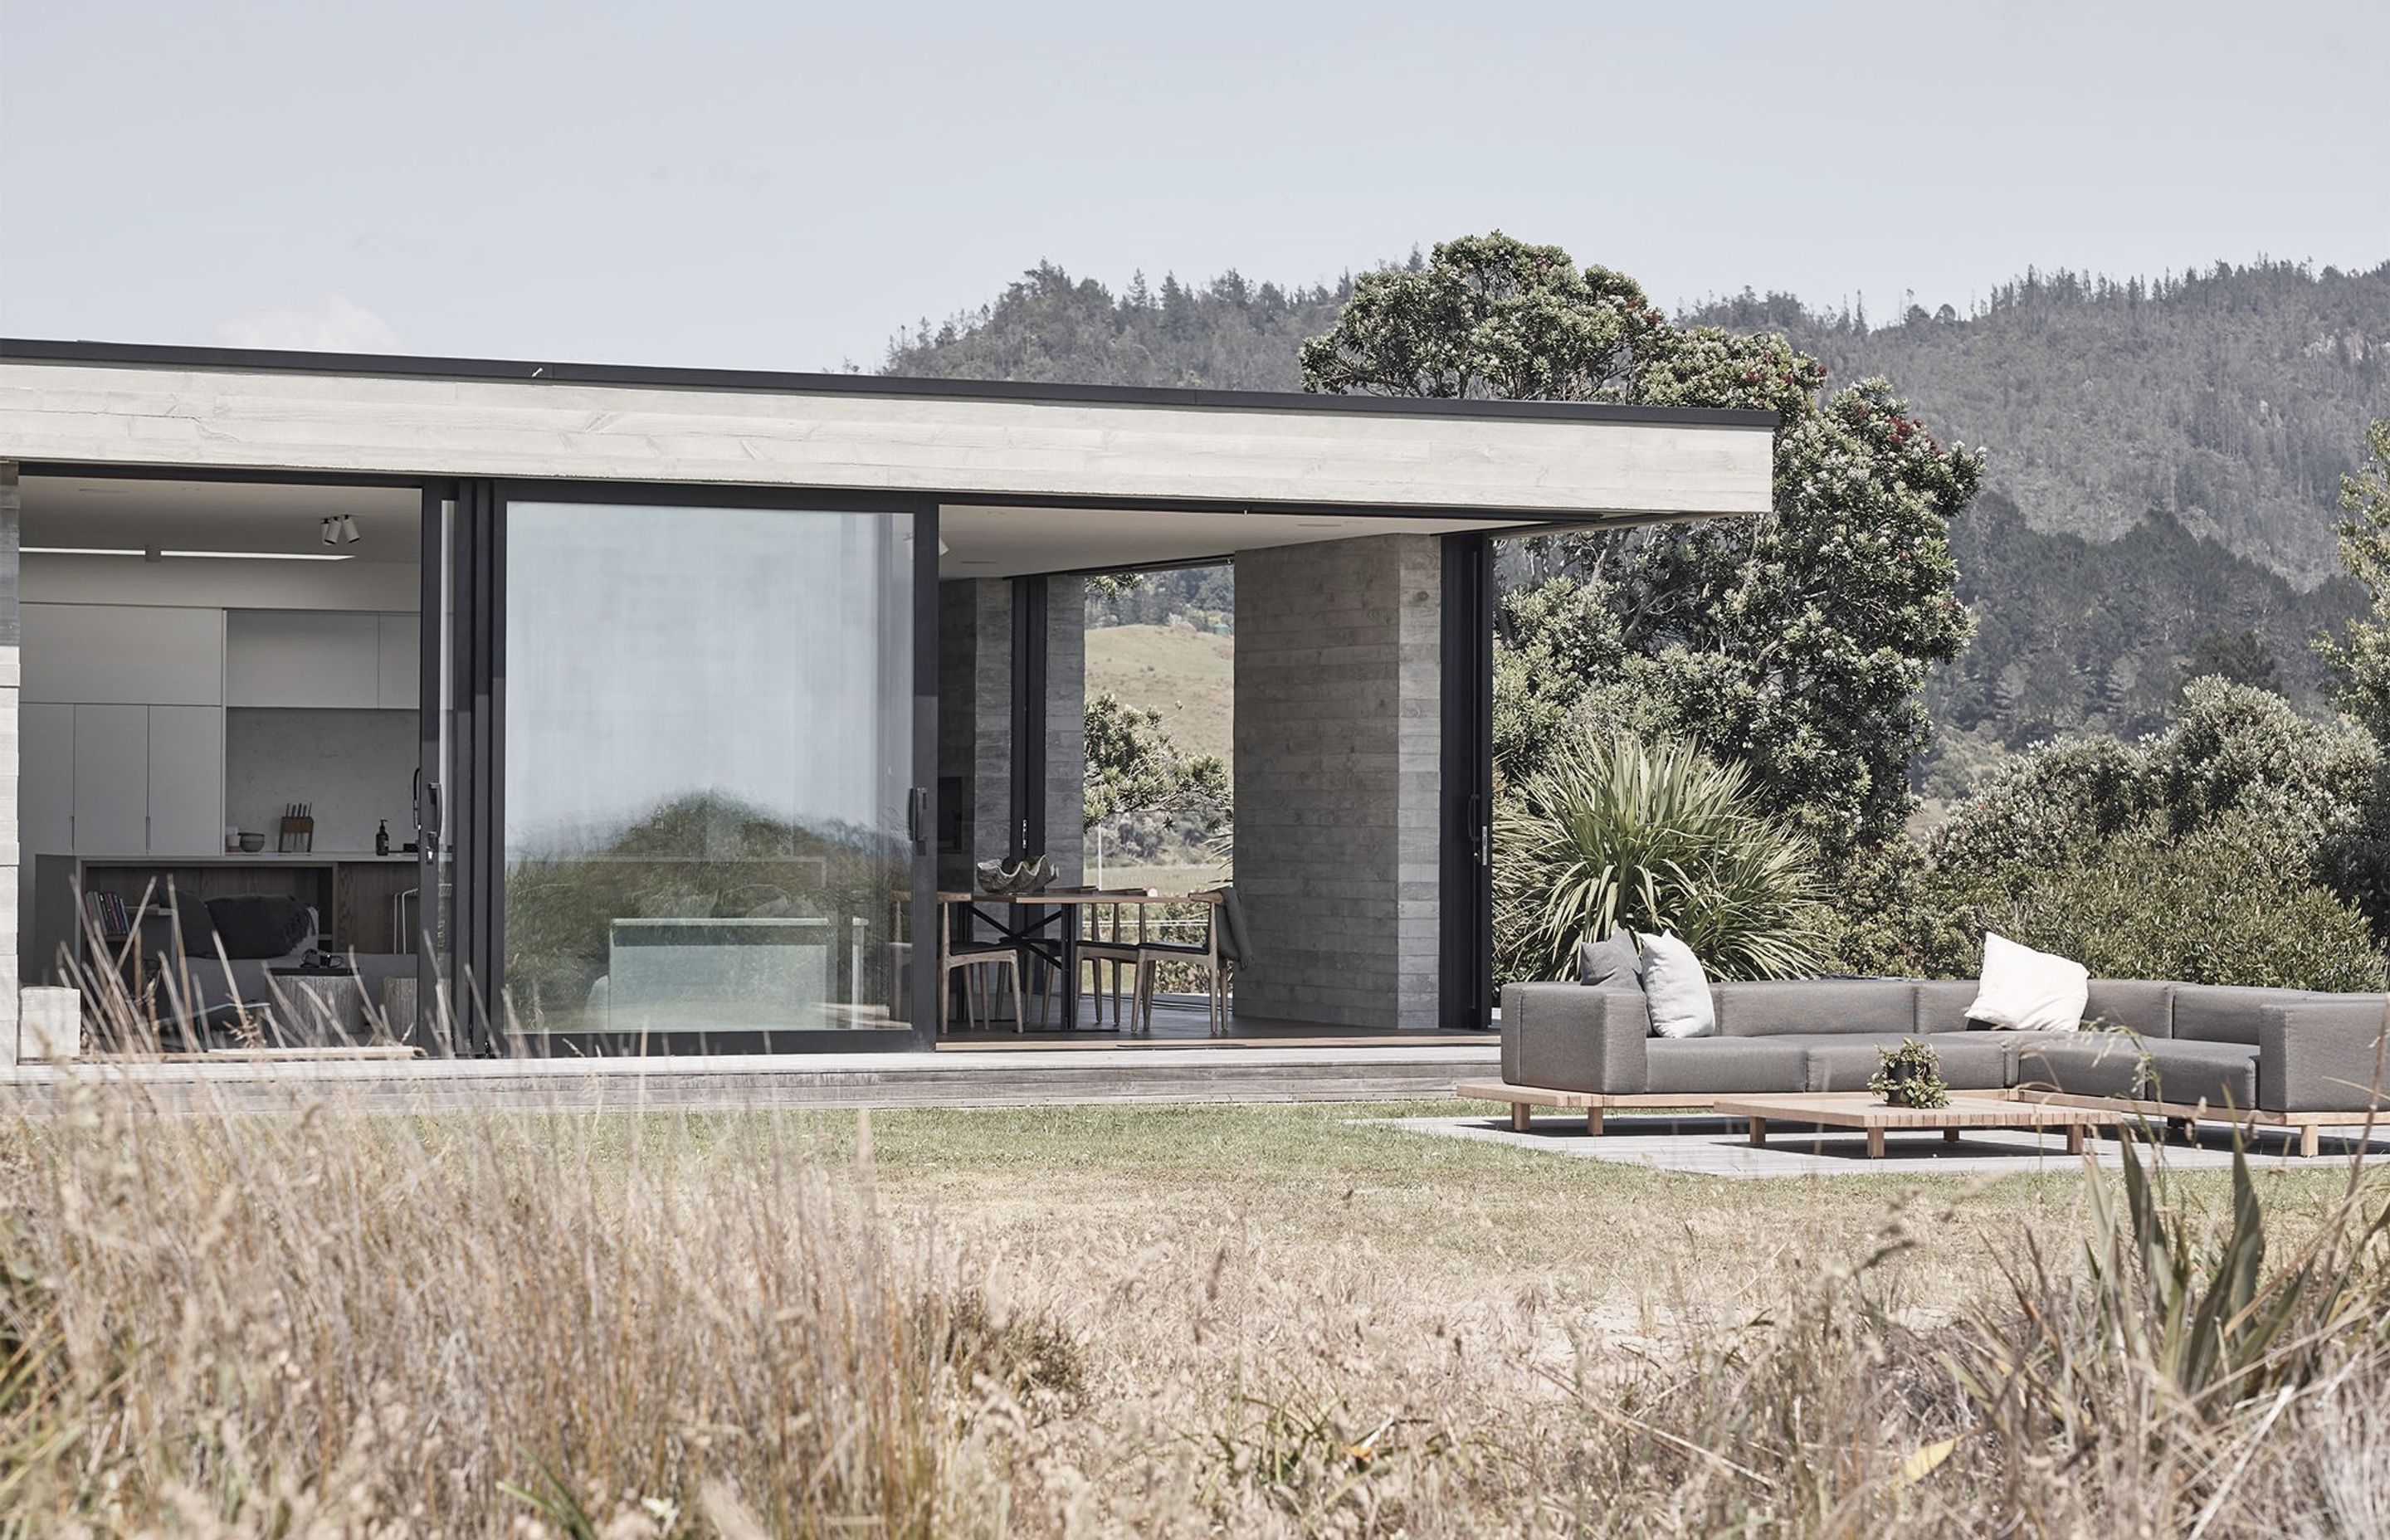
[0,465,18,1061]
[1232,534,1442,1029]
[1041,578,1086,885]
[225,708,417,853]
[936,577,1085,894]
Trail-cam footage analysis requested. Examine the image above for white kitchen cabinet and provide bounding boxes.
[19,703,75,860]
[377,612,421,709]
[70,704,149,854]
[145,706,227,855]
[17,704,75,975]
[20,604,224,705]
[226,610,380,709]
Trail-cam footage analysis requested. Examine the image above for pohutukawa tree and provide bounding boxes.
[1301,232,1983,856]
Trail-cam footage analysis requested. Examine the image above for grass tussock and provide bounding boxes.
[2,1072,2387,1536]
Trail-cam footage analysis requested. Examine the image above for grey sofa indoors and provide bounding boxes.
[1501,975,2390,1129]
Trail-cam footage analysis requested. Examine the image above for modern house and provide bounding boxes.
[0,341,1776,1056]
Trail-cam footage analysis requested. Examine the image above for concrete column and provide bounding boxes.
[936,578,1013,893]
[1232,534,1442,1029]
[0,464,18,1063]
[1041,576,1086,885]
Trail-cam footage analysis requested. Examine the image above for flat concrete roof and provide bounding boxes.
[0,339,1779,428]
[0,340,1779,525]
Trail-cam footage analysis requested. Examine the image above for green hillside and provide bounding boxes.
[1084,622,1235,771]
[1687,261,2390,588]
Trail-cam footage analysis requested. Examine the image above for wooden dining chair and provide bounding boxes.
[1078,898,1149,1028]
[1126,894,1231,1034]
[937,904,1028,1033]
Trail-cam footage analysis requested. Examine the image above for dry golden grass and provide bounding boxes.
[2,1089,2384,1537]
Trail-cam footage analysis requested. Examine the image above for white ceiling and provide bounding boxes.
[18,475,420,561]
[935,503,1532,578]
[16,475,1546,580]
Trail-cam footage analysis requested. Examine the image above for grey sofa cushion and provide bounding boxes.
[1713,978,1917,1038]
[1576,930,1643,989]
[1501,982,1650,1094]
[2084,979,2175,1039]
[2017,1034,2257,1109]
[1644,1037,1812,1094]
[2171,985,2338,1046]
[1913,978,1984,1035]
[2261,1001,2390,1113]
[1781,1033,2012,1093]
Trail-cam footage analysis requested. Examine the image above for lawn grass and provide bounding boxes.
[837,1099,2358,1316]
[7,1091,2380,1535]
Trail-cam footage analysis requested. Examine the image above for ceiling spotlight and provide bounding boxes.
[321,517,339,546]
[321,515,362,545]
[339,515,362,544]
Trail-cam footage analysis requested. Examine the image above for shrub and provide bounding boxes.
[1934,679,2378,904]
[1815,836,1979,978]
[1493,734,1829,982]
[1983,814,2386,991]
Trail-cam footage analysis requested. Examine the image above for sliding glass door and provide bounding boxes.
[496,497,925,1047]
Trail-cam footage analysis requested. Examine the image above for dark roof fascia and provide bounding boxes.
[0,338,1780,431]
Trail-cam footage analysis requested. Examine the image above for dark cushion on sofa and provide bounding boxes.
[1778,1033,2012,1093]
[203,895,314,960]
[1713,978,1915,1037]
[1576,930,1643,989]
[2084,979,2175,1039]
[2017,1034,2257,1109]
[167,893,219,956]
[1644,1037,1811,1094]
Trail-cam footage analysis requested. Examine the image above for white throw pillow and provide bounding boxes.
[1968,933,2090,1032]
[1636,931,1715,1039]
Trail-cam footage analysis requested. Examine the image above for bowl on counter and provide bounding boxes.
[237,832,266,853]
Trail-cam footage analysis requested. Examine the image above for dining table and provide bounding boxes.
[937,888,1219,1031]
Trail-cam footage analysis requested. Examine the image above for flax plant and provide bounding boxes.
[1495,733,1831,982]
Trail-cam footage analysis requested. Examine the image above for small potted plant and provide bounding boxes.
[1868,1038,1951,1109]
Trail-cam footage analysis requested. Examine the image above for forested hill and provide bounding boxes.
[1686,261,2390,589]
[886,254,2390,753]
[883,262,1344,392]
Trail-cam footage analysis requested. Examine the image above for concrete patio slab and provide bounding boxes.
[1388,1111,2390,1177]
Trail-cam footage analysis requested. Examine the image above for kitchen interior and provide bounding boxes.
[17,475,429,1047]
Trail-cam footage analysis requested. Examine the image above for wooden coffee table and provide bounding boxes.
[1714,1093,2124,1159]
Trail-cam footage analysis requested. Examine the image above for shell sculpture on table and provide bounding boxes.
[975,855,1058,894]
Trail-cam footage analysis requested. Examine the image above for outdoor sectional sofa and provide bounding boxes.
[1471,975,2390,1157]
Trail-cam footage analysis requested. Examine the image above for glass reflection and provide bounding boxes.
[503,501,911,1036]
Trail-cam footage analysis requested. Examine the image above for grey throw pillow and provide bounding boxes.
[1576,929,1643,988]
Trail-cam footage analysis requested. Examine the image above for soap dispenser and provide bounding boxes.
[375,819,391,856]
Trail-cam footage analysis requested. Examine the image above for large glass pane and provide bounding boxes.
[503,501,913,1038]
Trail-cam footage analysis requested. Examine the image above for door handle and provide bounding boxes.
[907,787,930,848]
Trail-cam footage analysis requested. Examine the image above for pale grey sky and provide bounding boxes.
[2,0,2383,373]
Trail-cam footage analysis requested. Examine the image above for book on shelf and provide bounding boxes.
[82,889,131,943]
